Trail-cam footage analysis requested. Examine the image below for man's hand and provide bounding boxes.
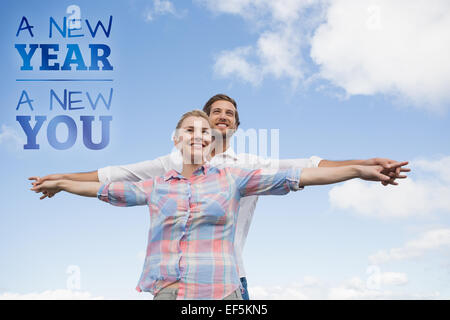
[366,158,410,186]
[29,175,64,199]
[358,161,409,185]
[30,180,62,199]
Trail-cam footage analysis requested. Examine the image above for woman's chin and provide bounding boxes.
[182,150,206,164]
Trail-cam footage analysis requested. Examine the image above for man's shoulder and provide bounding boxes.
[119,151,182,173]
[234,153,275,169]
[235,152,261,161]
[156,151,183,167]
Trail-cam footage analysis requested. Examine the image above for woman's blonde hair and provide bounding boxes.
[175,109,211,130]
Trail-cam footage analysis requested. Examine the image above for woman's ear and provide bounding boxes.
[173,135,183,150]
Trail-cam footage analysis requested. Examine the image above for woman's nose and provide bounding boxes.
[193,132,203,140]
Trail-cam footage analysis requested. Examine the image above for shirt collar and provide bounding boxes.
[164,164,219,181]
[169,147,238,165]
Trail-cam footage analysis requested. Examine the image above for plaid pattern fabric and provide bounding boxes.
[98,164,301,300]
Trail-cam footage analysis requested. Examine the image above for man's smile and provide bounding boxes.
[215,122,229,128]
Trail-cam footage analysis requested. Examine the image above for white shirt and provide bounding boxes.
[98,149,322,277]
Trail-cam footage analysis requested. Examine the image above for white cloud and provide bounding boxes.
[214,26,304,86]
[411,291,441,299]
[198,0,317,22]
[144,0,181,22]
[201,0,450,111]
[414,156,450,183]
[369,228,450,264]
[214,47,262,85]
[303,275,322,287]
[374,272,408,286]
[328,276,394,299]
[196,0,255,17]
[249,284,310,300]
[379,272,408,286]
[310,0,450,110]
[329,272,415,299]
[249,273,415,300]
[202,0,317,86]
[328,156,450,219]
[0,124,25,150]
[328,178,450,219]
[0,289,103,300]
[248,276,323,299]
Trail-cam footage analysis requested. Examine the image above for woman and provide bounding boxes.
[31,110,403,300]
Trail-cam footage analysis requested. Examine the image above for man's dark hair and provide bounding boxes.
[202,94,240,128]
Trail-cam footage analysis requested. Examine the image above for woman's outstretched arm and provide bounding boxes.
[299,162,408,187]
[31,180,101,198]
[31,179,153,207]
[234,161,409,198]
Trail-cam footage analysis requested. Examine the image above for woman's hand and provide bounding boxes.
[29,175,64,199]
[357,161,408,184]
[357,165,391,183]
[30,180,62,199]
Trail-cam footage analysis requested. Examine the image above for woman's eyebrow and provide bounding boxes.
[184,126,210,129]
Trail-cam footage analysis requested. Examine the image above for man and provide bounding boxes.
[29,94,409,299]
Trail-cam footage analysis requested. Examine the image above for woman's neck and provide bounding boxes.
[181,163,204,178]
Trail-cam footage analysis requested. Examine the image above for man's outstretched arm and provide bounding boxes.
[29,171,99,183]
[318,158,410,185]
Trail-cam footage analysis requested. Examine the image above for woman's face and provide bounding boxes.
[174,116,212,164]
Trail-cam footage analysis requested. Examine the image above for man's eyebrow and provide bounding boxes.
[212,107,234,113]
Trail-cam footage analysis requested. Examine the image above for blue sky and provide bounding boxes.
[1,0,449,299]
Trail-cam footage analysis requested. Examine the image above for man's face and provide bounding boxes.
[208,100,238,138]
[174,116,212,164]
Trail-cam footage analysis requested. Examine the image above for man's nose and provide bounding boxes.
[218,114,228,122]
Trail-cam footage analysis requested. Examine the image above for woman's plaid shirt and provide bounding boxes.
[97,164,301,299]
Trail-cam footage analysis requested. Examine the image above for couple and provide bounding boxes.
[30,94,410,300]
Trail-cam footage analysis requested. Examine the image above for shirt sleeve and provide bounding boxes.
[97,180,154,206]
[97,156,171,184]
[235,154,322,171]
[229,167,302,197]
[268,156,323,170]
